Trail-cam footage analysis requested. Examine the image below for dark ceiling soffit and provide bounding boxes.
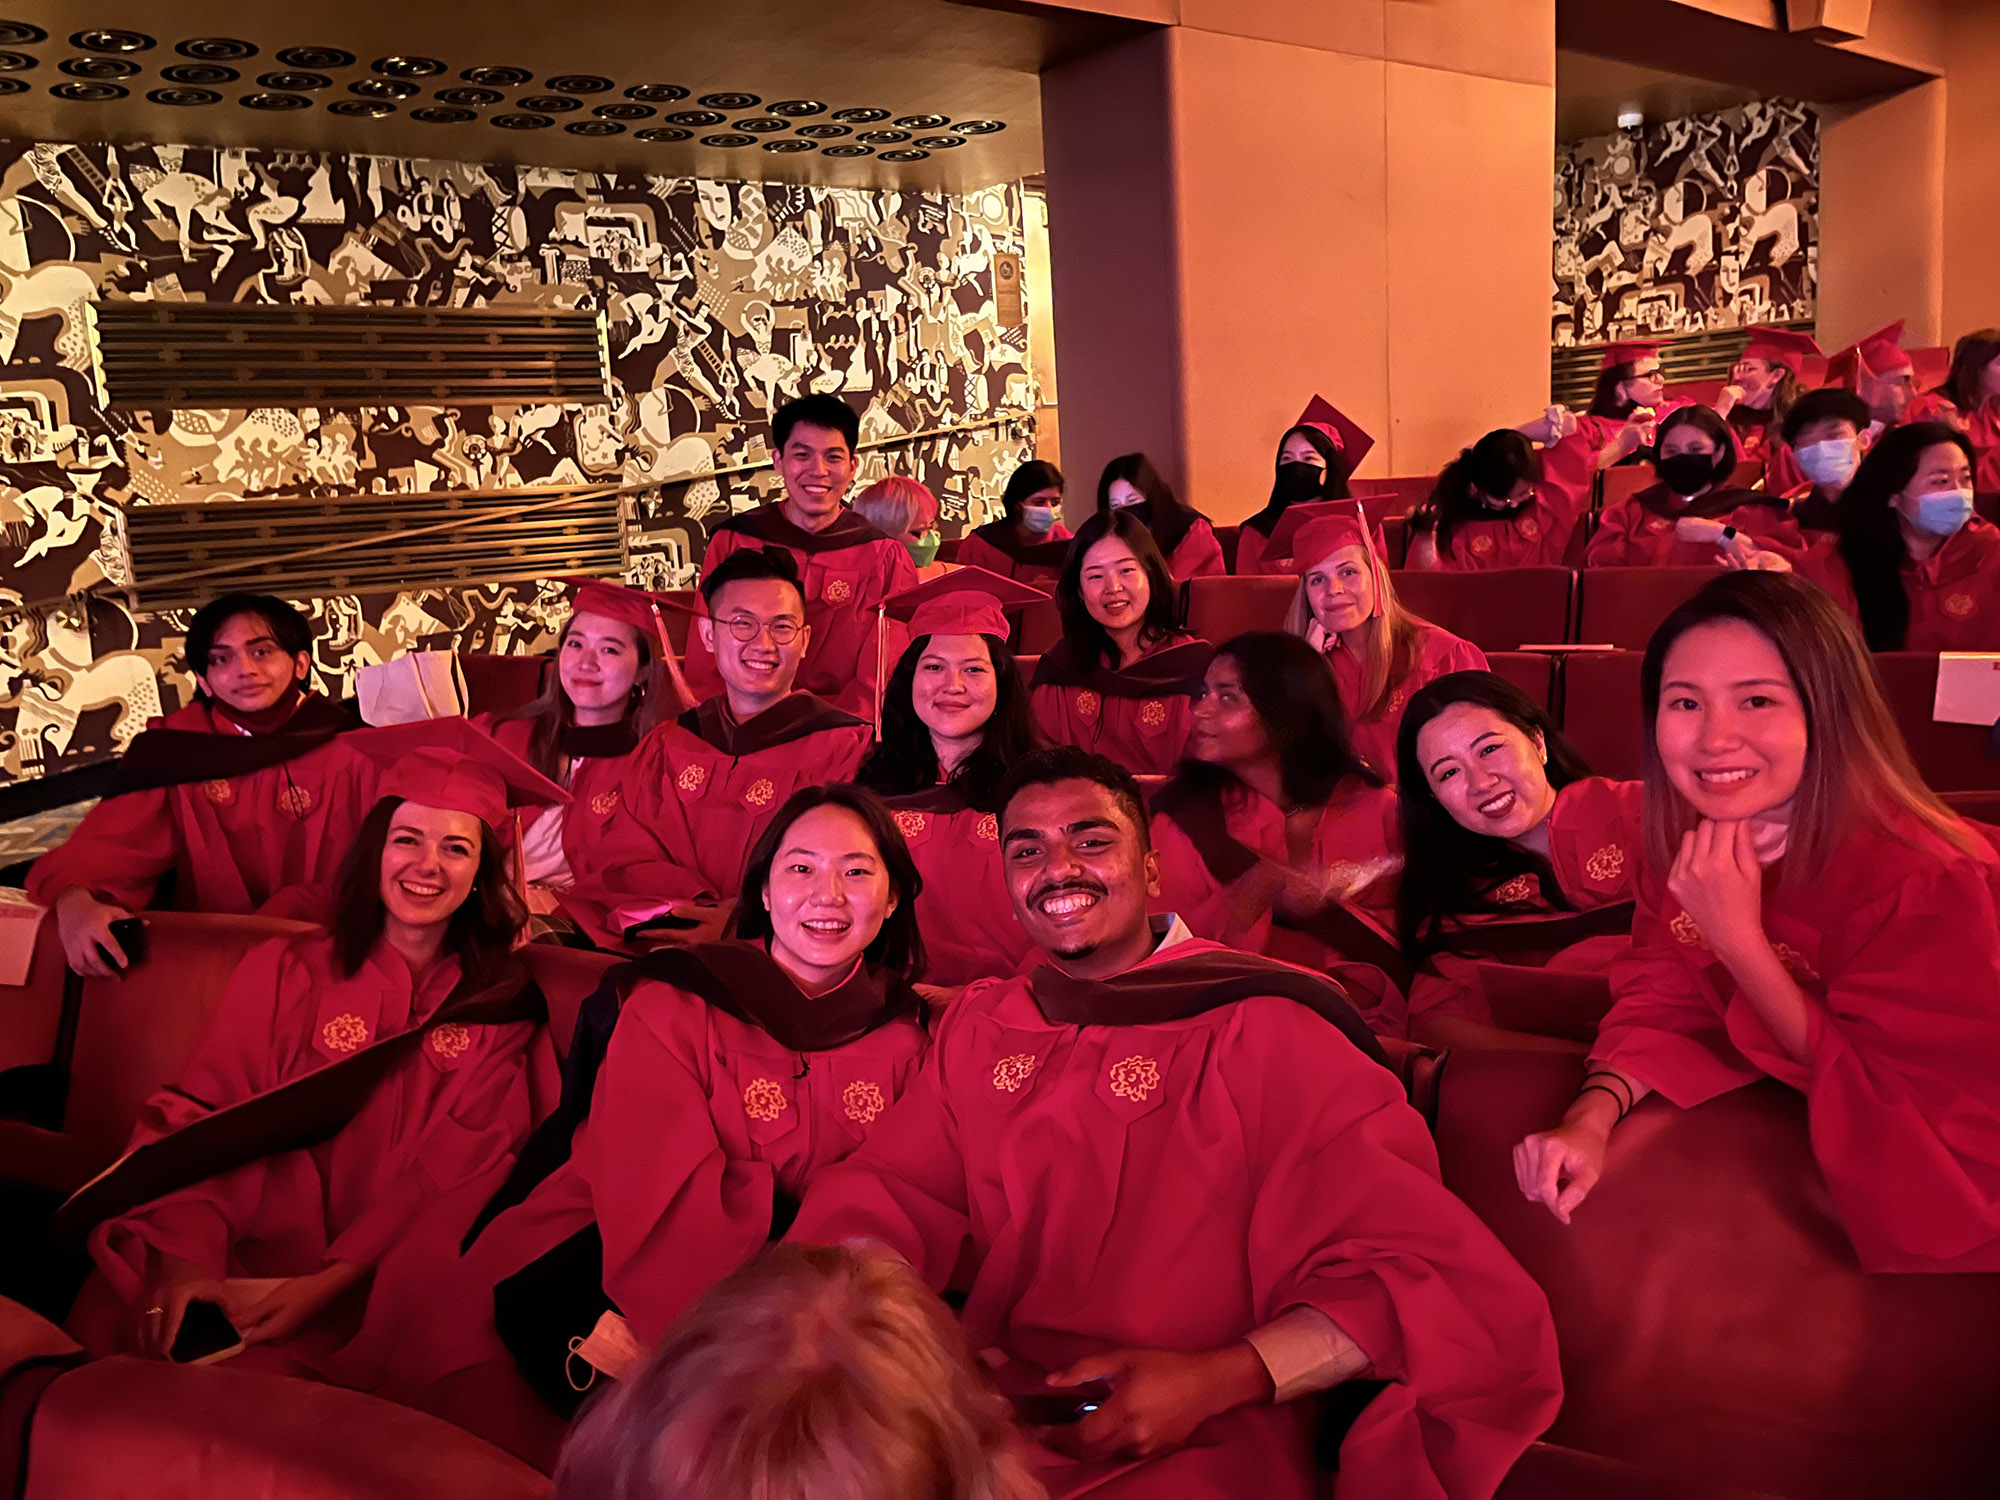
[1557,0,1934,103]
[941,0,1161,69]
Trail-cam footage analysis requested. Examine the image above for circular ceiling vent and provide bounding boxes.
[951,119,1005,134]
[239,90,313,110]
[162,63,237,84]
[59,56,139,78]
[258,71,331,91]
[666,109,723,127]
[0,49,34,71]
[895,113,949,130]
[700,132,755,147]
[50,80,128,100]
[878,149,931,162]
[176,37,256,61]
[626,83,687,102]
[635,126,691,142]
[373,55,446,77]
[411,105,475,124]
[70,29,153,53]
[547,73,613,94]
[832,106,888,123]
[349,77,417,99]
[0,77,27,95]
[822,144,873,157]
[796,124,849,139]
[593,102,652,119]
[769,99,825,117]
[461,65,530,87]
[492,112,553,129]
[732,117,785,132]
[761,139,815,153]
[329,97,395,117]
[435,86,501,106]
[699,91,759,109]
[150,86,222,106]
[517,94,579,112]
[275,46,355,69]
[565,119,623,135]
[915,135,965,149]
[0,21,47,45]
[857,130,909,145]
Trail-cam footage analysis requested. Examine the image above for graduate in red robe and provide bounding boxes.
[956,460,1075,587]
[30,592,374,978]
[1910,330,2000,493]
[1714,328,1820,489]
[1278,499,1486,779]
[68,720,563,1376]
[1405,427,1597,570]
[1777,387,1874,541]
[479,580,696,947]
[1826,320,1921,433]
[791,748,1562,1498]
[1233,396,1371,577]
[1516,573,2000,1272]
[1095,453,1225,581]
[1146,633,1406,1031]
[1394,671,1640,1050]
[857,568,1049,986]
[1801,421,2000,651]
[1563,340,1681,467]
[1585,405,1806,568]
[594,546,871,943]
[679,394,917,721]
[340,785,929,1453]
[1030,510,1213,776]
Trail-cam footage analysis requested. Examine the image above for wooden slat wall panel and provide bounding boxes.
[90,303,610,409]
[1551,321,1816,409]
[126,489,623,609]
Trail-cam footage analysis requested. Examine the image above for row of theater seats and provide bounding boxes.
[6,910,2000,1495]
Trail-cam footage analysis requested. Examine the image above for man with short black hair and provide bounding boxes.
[792,746,1561,1498]
[682,394,918,720]
[1780,387,1874,534]
[29,593,373,976]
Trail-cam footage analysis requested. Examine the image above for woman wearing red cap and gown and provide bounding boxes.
[599,547,873,945]
[1149,632,1407,1033]
[481,580,698,948]
[1233,397,1369,577]
[1531,341,1678,468]
[1394,671,1640,1050]
[1406,426,1597,570]
[1278,499,1486,779]
[1030,510,1214,777]
[1096,453,1225,581]
[955,460,1074,586]
[29,591,375,980]
[1909,330,2000,493]
[1715,328,1821,492]
[858,568,1048,986]
[1517,573,2000,1274]
[1586,405,1806,568]
[67,720,563,1380]
[340,786,929,1466]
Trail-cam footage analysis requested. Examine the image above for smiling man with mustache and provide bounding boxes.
[791,746,1560,1499]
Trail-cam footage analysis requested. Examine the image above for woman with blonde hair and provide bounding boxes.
[554,1243,1043,1500]
[854,474,950,581]
[1278,499,1485,778]
[1514,571,2000,1273]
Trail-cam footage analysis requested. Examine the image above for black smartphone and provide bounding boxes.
[106,916,146,968]
[1001,1376,1113,1427]
[169,1299,243,1365]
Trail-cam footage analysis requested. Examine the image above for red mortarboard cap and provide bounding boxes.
[1293,395,1376,472]
[348,718,567,833]
[564,577,697,653]
[1265,499,1381,576]
[884,565,1049,640]
[1911,344,1952,391]
[1829,321,1912,387]
[1599,340,1662,371]
[1740,328,1822,373]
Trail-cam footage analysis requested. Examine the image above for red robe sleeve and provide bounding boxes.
[1232,524,1271,577]
[1145,812,1236,945]
[1583,498,1649,567]
[28,782,185,911]
[567,731,720,939]
[1169,519,1227,581]
[1971,399,2000,494]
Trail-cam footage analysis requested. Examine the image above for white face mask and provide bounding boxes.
[1795,438,1859,489]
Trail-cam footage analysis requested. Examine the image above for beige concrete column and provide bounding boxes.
[1818,80,1946,347]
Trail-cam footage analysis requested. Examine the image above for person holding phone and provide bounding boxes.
[790,747,1560,1499]
[70,723,562,1375]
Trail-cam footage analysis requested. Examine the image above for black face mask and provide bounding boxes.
[1270,461,1325,508]
[1656,452,1718,497]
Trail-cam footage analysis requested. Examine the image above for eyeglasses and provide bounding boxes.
[718,615,803,645]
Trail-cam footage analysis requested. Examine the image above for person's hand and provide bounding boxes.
[1546,404,1579,440]
[913,982,962,1011]
[137,1255,253,1358]
[1513,1112,1612,1224]
[1675,515,1729,545]
[54,888,134,979]
[1714,383,1745,417]
[234,1263,368,1348]
[1668,820,1764,961]
[1043,1344,1273,1461]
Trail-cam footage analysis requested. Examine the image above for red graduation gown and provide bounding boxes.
[27,698,374,920]
[1030,635,1213,777]
[84,934,555,1369]
[1322,621,1487,781]
[1593,811,2000,1272]
[682,504,918,721]
[1407,777,1642,1032]
[1584,485,1807,567]
[354,963,929,1392]
[1424,434,1596,570]
[1795,516,2000,650]
[955,521,1074,587]
[1165,516,1227,581]
[884,788,1037,986]
[1903,388,2000,490]
[789,936,1562,1498]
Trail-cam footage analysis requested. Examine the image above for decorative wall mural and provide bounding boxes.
[1553,99,1818,346]
[0,137,1035,781]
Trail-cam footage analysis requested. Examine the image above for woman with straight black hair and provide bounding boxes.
[1149,631,1405,1031]
[859,569,1048,984]
[1515,572,2000,1273]
[1395,671,1641,1050]
[1807,420,2000,650]
[1096,451,1225,580]
[1586,404,1802,568]
[341,781,931,1460]
[1406,426,1596,571]
[956,459,1073,585]
[1233,406,1358,574]
[1030,508,1213,775]
[1912,327,2000,479]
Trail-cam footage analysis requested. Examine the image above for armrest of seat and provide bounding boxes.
[0,1121,103,1196]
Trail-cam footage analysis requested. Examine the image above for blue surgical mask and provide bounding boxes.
[1795,438,1859,490]
[1901,487,1974,538]
[1020,504,1059,534]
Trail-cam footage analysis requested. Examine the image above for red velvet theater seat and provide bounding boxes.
[456,653,551,720]
[1014,599,1063,654]
[1871,653,2000,794]
[0,910,68,1076]
[1556,651,1645,779]
[1597,464,1657,514]
[1478,962,1613,1044]
[1181,575,1297,645]
[1435,1050,2000,1499]
[1486,652,1556,714]
[1393,568,1575,652]
[1574,567,1718,649]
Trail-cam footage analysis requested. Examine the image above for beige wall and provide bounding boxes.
[1818,81,1946,346]
[1942,0,2000,336]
